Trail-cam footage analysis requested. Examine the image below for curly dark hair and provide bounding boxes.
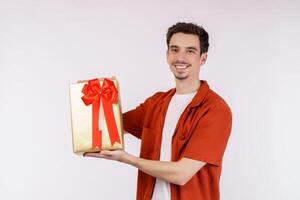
[166,22,209,55]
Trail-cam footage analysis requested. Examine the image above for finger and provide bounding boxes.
[100,150,117,156]
[84,152,102,157]
[83,151,100,156]
[77,80,88,83]
[83,152,113,159]
[100,150,109,155]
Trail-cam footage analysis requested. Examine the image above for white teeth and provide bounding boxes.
[175,65,188,69]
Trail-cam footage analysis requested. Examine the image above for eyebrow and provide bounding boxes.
[169,45,199,51]
[169,45,179,49]
[186,47,198,51]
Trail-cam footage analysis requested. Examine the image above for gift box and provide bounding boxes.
[69,76,124,155]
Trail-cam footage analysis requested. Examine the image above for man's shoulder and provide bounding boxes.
[204,88,231,114]
[144,88,174,105]
[151,88,174,99]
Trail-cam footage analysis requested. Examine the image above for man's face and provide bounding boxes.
[167,32,207,80]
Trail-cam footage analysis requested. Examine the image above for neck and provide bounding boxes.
[175,78,201,94]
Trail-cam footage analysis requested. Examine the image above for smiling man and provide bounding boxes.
[84,22,232,200]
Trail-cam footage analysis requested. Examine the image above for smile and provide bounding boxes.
[174,64,190,69]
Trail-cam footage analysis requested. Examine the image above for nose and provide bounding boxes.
[175,50,187,62]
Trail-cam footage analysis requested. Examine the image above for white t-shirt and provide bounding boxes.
[151,90,197,200]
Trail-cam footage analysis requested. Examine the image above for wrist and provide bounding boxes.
[121,152,138,166]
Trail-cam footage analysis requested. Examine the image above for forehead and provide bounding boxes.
[169,32,200,49]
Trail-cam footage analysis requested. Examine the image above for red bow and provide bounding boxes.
[81,78,121,149]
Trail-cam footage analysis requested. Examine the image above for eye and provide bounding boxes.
[187,50,195,54]
[170,48,178,53]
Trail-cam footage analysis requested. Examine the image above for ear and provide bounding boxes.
[200,52,208,64]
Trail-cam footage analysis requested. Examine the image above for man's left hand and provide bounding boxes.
[83,150,129,162]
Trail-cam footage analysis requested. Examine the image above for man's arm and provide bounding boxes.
[125,155,206,186]
[84,150,206,186]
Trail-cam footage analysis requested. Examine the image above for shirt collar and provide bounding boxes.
[162,80,210,108]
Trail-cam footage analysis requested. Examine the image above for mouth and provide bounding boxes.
[174,63,190,70]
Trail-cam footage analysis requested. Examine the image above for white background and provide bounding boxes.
[1,1,300,199]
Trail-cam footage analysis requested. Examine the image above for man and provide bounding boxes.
[84,22,232,200]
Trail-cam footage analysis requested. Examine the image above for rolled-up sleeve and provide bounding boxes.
[122,97,151,139]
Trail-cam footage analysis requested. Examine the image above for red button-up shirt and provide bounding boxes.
[123,80,232,200]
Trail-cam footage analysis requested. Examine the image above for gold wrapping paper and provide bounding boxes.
[69,77,124,155]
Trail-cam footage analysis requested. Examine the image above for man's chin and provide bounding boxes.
[174,74,189,80]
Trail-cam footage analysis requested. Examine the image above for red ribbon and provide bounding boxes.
[81,78,121,149]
